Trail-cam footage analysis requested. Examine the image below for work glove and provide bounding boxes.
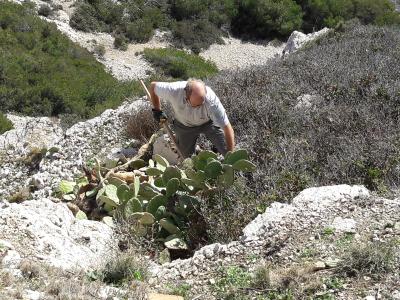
[152,108,167,123]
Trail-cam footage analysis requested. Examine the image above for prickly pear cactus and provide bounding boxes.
[62,147,255,253]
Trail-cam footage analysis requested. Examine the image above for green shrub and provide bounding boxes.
[200,178,264,243]
[0,112,13,134]
[142,48,218,79]
[99,251,148,286]
[336,241,396,277]
[299,0,400,31]
[113,35,128,50]
[170,0,237,27]
[172,19,224,53]
[93,44,106,57]
[38,4,52,17]
[69,2,105,32]
[0,2,139,119]
[125,18,154,43]
[231,0,303,39]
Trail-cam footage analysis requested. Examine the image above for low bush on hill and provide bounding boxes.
[70,0,399,51]
[231,0,304,39]
[142,48,218,79]
[297,0,400,31]
[0,2,139,118]
[209,24,400,201]
[0,113,13,134]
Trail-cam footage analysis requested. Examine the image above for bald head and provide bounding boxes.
[185,79,206,107]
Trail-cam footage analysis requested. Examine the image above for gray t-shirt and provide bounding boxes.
[154,81,229,128]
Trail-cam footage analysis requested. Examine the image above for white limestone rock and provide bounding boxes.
[283,27,330,55]
[331,217,357,233]
[0,198,117,271]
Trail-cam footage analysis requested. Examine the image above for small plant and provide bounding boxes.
[142,48,218,79]
[336,241,396,277]
[300,247,318,258]
[126,104,159,142]
[8,187,31,203]
[99,252,148,286]
[93,44,106,57]
[323,276,343,290]
[168,283,191,297]
[213,266,252,298]
[24,147,47,172]
[113,35,129,51]
[335,233,355,248]
[0,112,13,134]
[38,4,52,17]
[322,227,335,236]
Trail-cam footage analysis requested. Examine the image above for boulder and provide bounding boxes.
[283,28,330,55]
[0,198,117,271]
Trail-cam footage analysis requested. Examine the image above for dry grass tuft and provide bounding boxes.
[126,103,159,142]
[8,187,31,203]
[336,241,397,278]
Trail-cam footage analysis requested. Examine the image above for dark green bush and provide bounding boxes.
[125,18,154,43]
[172,19,224,53]
[38,4,52,17]
[298,0,400,31]
[209,24,400,201]
[0,112,13,134]
[0,2,139,119]
[142,48,218,79]
[113,35,128,50]
[170,0,237,26]
[69,2,106,32]
[69,0,123,32]
[232,0,303,39]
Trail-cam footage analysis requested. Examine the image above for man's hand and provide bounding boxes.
[152,108,167,122]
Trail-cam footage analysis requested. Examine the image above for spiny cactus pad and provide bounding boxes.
[139,212,155,225]
[232,159,256,172]
[164,235,188,250]
[146,167,164,176]
[105,184,119,204]
[160,218,181,234]
[204,160,223,179]
[154,154,169,168]
[59,180,76,195]
[224,149,248,165]
[124,197,142,217]
[129,159,147,170]
[162,166,181,184]
[147,195,168,216]
[166,178,180,197]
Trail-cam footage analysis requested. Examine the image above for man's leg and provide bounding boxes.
[172,120,199,158]
[202,122,228,155]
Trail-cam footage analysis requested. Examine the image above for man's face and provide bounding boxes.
[187,82,206,107]
[188,93,205,107]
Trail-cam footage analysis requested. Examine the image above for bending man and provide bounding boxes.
[149,79,235,158]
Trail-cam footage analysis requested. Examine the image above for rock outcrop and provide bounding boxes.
[283,27,330,55]
[0,198,117,271]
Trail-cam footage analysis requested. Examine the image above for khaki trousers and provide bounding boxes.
[172,119,227,158]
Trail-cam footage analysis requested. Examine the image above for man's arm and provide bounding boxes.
[150,82,161,110]
[223,123,235,152]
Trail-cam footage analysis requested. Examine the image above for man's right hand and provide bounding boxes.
[152,108,167,122]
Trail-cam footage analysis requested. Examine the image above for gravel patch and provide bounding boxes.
[200,36,285,70]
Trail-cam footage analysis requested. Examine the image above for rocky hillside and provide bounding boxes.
[1,95,399,300]
[1,2,400,300]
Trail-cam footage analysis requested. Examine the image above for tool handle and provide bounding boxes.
[140,80,152,99]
